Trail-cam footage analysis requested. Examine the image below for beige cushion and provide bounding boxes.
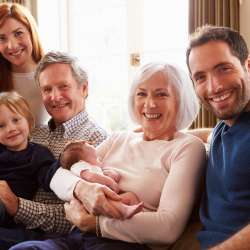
[169,221,202,250]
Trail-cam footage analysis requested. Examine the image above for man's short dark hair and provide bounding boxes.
[186,25,249,72]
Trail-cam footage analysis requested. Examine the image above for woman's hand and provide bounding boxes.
[64,198,96,232]
[102,168,121,183]
[74,180,123,219]
[80,170,120,193]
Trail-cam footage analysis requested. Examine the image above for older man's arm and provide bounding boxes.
[50,167,123,219]
[16,195,72,233]
[210,224,250,250]
[0,181,72,233]
[6,170,121,233]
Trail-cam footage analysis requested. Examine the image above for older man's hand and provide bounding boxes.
[0,180,18,216]
[64,198,96,232]
[74,180,123,219]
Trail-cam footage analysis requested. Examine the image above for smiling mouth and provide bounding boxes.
[143,113,161,119]
[208,90,233,103]
[7,133,20,140]
[51,103,68,110]
[9,48,24,57]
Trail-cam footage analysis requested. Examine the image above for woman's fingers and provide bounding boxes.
[103,169,121,182]
[102,185,121,201]
[74,181,122,219]
[80,171,120,193]
[91,186,123,219]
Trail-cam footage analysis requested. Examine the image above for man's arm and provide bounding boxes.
[16,193,72,233]
[0,181,72,233]
[37,150,61,192]
[50,167,123,219]
[210,224,250,250]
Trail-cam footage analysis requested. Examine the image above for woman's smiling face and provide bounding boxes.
[134,71,178,141]
[0,17,35,72]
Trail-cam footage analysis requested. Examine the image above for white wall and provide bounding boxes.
[240,0,250,48]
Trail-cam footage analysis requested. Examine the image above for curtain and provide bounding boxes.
[0,0,25,4]
[189,0,240,128]
[0,0,37,21]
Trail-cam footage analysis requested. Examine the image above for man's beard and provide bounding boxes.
[202,77,250,122]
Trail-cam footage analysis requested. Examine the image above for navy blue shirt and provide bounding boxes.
[198,112,250,249]
[0,142,59,199]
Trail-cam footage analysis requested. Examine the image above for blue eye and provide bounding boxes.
[15,31,23,37]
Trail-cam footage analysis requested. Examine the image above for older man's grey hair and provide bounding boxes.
[35,51,88,86]
[128,62,200,130]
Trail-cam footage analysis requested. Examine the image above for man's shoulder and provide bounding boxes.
[31,126,50,144]
[85,124,108,147]
[210,121,224,139]
[32,125,50,136]
[88,121,108,137]
[82,116,106,132]
[72,115,108,146]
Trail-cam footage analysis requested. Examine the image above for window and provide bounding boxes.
[37,0,188,131]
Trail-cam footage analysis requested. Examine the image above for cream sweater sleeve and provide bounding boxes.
[99,138,205,244]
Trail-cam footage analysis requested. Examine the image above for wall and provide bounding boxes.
[240,0,250,48]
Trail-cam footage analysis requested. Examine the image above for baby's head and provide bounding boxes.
[60,141,97,169]
[0,91,34,151]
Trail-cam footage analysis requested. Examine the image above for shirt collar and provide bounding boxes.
[47,110,89,138]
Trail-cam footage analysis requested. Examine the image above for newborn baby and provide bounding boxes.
[60,141,143,219]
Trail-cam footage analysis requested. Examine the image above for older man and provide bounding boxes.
[0,51,121,249]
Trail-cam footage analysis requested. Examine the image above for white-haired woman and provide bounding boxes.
[11,62,206,250]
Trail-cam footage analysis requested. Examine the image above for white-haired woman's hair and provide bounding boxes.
[128,62,200,130]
